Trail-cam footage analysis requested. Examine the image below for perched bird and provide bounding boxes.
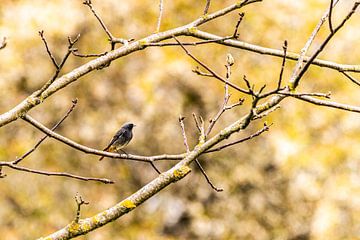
[99,122,135,161]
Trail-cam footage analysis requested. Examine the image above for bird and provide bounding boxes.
[99,122,135,161]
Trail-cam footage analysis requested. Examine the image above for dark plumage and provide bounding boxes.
[99,123,135,161]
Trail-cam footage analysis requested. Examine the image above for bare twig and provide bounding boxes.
[74,193,89,223]
[341,71,360,87]
[204,0,211,15]
[0,36,7,49]
[192,113,202,133]
[179,116,190,152]
[179,116,223,192]
[173,36,250,95]
[252,106,281,120]
[71,49,108,58]
[0,166,6,178]
[206,122,271,153]
[233,12,245,39]
[195,159,223,192]
[83,0,128,48]
[156,0,164,32]
[0,161,114,184]
[328,0,334,33]
[145,36,233,47]
[205,53,244,137]
[39,30,59,68]
[289,0,340,89]
[13,99,78,165]
[290,1,358,89]
[149,162,161,174]
[35,34,81,97]
[291,95,360,113]
[278,40,288,89]
[280,91,331,99]
[83,0,114,40]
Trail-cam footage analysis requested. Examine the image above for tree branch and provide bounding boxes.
[21,114,185,162]
[0,161,114,184]
[156,0,164,32]
[12,99,78,165]
[188,30,360,72]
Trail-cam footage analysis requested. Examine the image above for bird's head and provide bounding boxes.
[122,122,135,130]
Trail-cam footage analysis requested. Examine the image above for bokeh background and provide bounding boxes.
[0,0,360,239]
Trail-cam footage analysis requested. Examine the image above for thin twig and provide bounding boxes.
[0,166,6,178]
[179,116,223,192]
[156,0,164,32]
[233,12,245,39]
[145,36,233,47]
[0,162,114,184]
[204,0,211,15]
[39,30,59,68]
[291,95,360,113]
[194,159,223,192]
[13,99,78,165]
[149,162,161,174]
[290,0,355,89]
[280,91,331,99]
[0,37,7,49]
[83,0,128,48]
[205,53,242,137]
[289,0,340,88]
[179,116,190,152]
[341,71,360,87]
[35,34,81,97]
[71,49,108,58]
[173,36,250,95]
[192,113,202,133]
[83,0,114,40]
[328,0,334,33]
[74,193,89,223]
[252,106,281,120]
[278,40,288,89]
[206,122,271,153]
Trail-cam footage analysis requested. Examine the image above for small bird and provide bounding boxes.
[99,122,135,161]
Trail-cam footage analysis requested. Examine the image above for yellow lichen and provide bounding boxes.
[121,199,136,209]
[237,1,245,7]
[188,27,198,34]
[68,221,81,234]
[173,165,191,180]
[81,221,92,232]
[201,14,208,20]
[27,96,40,105]
[139,39,148,46]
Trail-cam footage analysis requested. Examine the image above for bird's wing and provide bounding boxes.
[103,128,126,151]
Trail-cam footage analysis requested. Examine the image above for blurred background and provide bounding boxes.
[0,0,360,239]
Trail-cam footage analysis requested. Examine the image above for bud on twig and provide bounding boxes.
[226,53,234,66]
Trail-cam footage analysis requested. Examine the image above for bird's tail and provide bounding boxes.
[99,145,111,161]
